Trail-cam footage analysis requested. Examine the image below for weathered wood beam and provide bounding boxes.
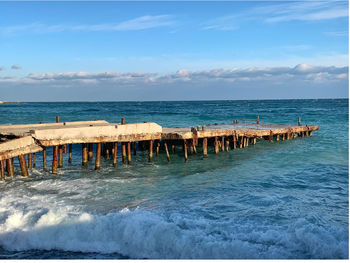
[28,153,32,168]
[18,155,29,178]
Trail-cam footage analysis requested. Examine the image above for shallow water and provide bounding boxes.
[0,99,348,259]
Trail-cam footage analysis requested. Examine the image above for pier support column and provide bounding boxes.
[105,143,110,160]
[282,134,285,141]
[172,144,175,153]
[127,142,132,164]
[82,143,88,166]
[233,136,237,149]
[58,145,63,168]
[193,140,197,154]
[88,143,93,161]
[148,140,153,162]
[184,140,188,162]
[113,142,118,166]
[33,153,36,168]
[239,137,243,149]
[156,141,160,156]
[203,138,208,158]
[52,146,58,174]
[95,143,101,170]
[225,139,230,152]
[64,145,67,155]
[28,153,32,168]
[6,159,14,178]
[221,137,225,151]
[0,160,5,181]
[43,148,47,168]
[269,131,273,143]
[18,155,29,178]
[133,142,137,155]
[164,142,170,162]
[122,143,127,163]
[68,144,72,163]
[214,137,219,154]
[276,135,280,142]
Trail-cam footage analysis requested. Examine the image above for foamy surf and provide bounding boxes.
[0,207,347,259]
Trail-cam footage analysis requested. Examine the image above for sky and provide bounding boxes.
[0,1,348,101]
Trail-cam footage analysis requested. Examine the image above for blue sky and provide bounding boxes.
[0,1,348,101]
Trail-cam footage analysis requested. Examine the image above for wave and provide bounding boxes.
[0,208,347,259]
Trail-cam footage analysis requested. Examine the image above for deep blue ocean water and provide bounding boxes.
[0,99,348,259]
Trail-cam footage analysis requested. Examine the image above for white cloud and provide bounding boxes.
[0,15,176,35]
[11,64,21,70]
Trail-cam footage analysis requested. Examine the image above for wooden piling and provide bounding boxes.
[113,142,118,166]
[95,143,101,170]
[88,143,93,161]
[6,159,14,177]
[221,137,225,151]
[68,144,72,163]
[214,137,219,154]
[172,144,175,153]
[122,143,127,163]
[52,146,58,174]
[43,147,47,168]
[276,135,280,142]
[233,136,237,149]
[184,140,188,162]
[18,155,29,178]
[239,136,243,149]
[0,160,4,181]
[282,134,285,141]
[203,137,208,157]
[58,145,63,168]
[127,142,132,164]
[269,130,273,143]
[32,153,36,168]
[164,142,170,162]
[148,140,153,162]
[156,141,160,156]
[133,142,137,155]
[225,139,230,152]
[106,143,110,160]
[28,153,32,168]
[64,144,67,155]
[82,143,88,166]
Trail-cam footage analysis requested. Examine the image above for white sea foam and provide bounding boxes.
[0,206,347,259]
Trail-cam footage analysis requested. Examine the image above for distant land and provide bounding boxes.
[0,101,21,104]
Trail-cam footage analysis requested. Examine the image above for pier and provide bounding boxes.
[0,116,318,180]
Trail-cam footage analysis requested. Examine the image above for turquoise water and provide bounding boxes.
[0,99,348,259]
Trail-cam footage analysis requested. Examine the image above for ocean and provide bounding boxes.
[0,99,348,259]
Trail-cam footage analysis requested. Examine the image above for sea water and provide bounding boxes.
[0,99,348,259]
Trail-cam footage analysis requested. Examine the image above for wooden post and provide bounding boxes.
[113,142,118,166]
[106,143,110,160]
[121,118,125,124]
[122,143,127,163]
[172,144,175,153]
[203,137,208,158]
[269,130,273,142]
[28,153,32,168]
[233,136,237,149]
[56,115,60,123]
[221,137,225,151]
[239,137,243,149]
[276,135,280,142]
[193,139,197,154]
[0,160,4,181]
[148,140,153,162]
[68,144,72,163]
[52,146,58,174]
[64,145,67,155]
[257,115,260,124]
[88,143,93,161]
[156,141,160,156]
[164,142,170,162]
[43,148,47,168]
[32,153,36,168]
[214,137,219,154]
[127,142,132,164]
[298,117,301,126]
[225,139,230,152]
[58,145,63,168]
[6,159,14,177]
[282,133,285,141]
[245,137,249,147]
[18,155,29,178]
[133,142,137,155]
[95,143,101,170]
[184,140,188,162]
[253,137,257,145]
[82,143,88,166]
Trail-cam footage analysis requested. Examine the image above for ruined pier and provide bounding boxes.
[0,116,318,180]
